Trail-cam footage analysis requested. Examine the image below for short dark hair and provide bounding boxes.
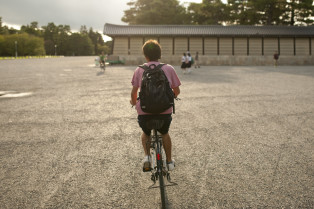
[142,39,161,61]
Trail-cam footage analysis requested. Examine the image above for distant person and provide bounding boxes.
[186,52,192,73]
[181,53,187,74]
[273,51,279,67]
[194,51,200,68]
[95,56,100,67]
[100,52,106,66]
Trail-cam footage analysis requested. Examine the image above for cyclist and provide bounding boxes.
[99,52,106,67]
[130,40,181,171]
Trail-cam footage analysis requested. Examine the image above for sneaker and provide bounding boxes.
[167,159,175,171]
[142,156,152,172]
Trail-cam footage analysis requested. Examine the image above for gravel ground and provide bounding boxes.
[0,57,313,208]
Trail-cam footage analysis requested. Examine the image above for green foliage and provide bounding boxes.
[281,0,314,25]
[0,35,5,55]
[0,33,45,56]
[41,23,71,55]
[225,0,257,25]
[66,33,94,56]
[250,0,287,25]
[97,44,111,55]
[21,21,42,36]
[0,17,110,56]
[186,0,313,26]
[188,0,227,25]
[88,27,108,55]
[122,0,189,24]
[0,17,18,35]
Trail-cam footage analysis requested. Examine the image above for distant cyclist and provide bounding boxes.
[130,40,181,171]
[99,52,106,68]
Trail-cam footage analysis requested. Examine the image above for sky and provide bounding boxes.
[0,0,227,41]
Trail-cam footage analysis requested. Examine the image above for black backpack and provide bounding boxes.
[139,63,175,114]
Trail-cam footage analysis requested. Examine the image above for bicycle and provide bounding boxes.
[144,119,178,209]
[131,98,180,208]
[100,61,106,71]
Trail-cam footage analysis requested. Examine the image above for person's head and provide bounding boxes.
[183,53,186,56]
[188,53,191,56]
[142,39,161,61]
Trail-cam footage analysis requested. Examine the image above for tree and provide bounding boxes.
[41,22,72,55]
[250,0,286,25]
[67,33,94,56]
[97,43,111,55]
[21,21,41,36]
[80,25,88,34]
[0,17,18,35]
[281,0,314,25]
[122,0,188,24]
[0,17,4,34]
[1,33,45,56]
[0,35,5,55]
[88,27,106,55]
[188,0,227,25]
[0,17,110,56]
[225,0,258,25]
[55,25,71,55]
[231,0,313,26]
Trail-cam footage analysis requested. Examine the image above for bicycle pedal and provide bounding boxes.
[143,162,152,172]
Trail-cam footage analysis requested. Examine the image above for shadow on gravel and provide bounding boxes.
[96,71,104,76]
[178,70,237,84]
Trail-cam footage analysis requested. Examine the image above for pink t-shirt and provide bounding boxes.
[131,61,181,115]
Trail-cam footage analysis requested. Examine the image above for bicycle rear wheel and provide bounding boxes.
[158,158,166,208]
[156,143,166,208]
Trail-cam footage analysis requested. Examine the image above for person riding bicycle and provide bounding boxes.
[99,52,106,66]
[130,40,181,171]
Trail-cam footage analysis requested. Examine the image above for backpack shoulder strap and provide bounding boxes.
[155,63,166,70]
[156,63,166,68]
[138,64,150,71]
[139,63,166,71]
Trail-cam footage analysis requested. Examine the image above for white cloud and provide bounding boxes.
[0,0,228,41]
[0,0,129,31]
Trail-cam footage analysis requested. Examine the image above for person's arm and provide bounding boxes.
[130,86,138,105]
[173,86,180,98]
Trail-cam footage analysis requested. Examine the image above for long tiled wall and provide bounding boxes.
[112,36,314,65]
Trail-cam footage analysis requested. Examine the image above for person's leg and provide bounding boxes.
[158,114,175,170]
[138,115,152,158]
[141,132,152,171]
[162,133,172,163]
[141,132,151,156]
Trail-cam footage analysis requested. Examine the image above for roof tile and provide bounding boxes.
[103,23,314,37]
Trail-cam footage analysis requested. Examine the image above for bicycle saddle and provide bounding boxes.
[146,120,164,130]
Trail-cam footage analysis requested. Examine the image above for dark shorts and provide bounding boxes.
[138,114,172,136]
[187,61,192,68]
